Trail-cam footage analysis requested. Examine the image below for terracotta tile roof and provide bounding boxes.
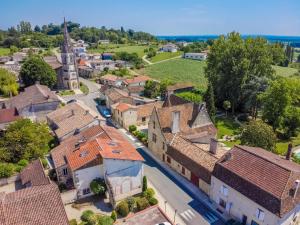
[5,84,60,111]
[20,159,50,187]
[0,108,21,124]
[124,75,151,85]
[44,56,62,70]
[166,83,194,92]
[47,102,98,139]
[111,102,136,112]
[0,183,69,225]
[67,125,144,171]
[105,88,131,102]
[162,94,190,107]
[137,101,163,119]
[51,125,105,168]
[213,145,300,217]
[126,85,145,94]
[167,136,226,183]
[78,58,87,66]
[100,74,121,82]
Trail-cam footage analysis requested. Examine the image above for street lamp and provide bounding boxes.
[174,209,177,223]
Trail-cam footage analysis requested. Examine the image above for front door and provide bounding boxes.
[190,172,199,187]
[242,215,247,225]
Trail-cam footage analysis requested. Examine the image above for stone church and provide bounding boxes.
[57,18,79,90]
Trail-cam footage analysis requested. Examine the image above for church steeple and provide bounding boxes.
[62,17,72,54]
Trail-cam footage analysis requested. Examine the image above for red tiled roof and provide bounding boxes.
[166,83,194,92]
[213,145,300,217]
[20,159,50,186]
[112,102,136,112]
[124,76,150,85]
[78,58,87,66]
[100,74,120,82]
[0,108,20,124]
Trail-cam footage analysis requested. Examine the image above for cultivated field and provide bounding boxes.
[273,65,299,77]
[0,48,10,56]
[89,44,149,57]
[149,51,183,63]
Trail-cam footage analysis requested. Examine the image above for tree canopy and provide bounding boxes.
[0,68,18,97]
[20,55,57,88]
[0,119,53,163]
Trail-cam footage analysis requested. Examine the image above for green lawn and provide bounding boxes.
[89,44,148,57]
[58,90,75,96]
[149,51,183,63]
[273,65,299,77]
[0,48,10,56]
[215,116,241,147]
[145,58,207,90]
[80,82,89,95]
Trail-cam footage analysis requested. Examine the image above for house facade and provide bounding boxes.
[161,43,178,52]
[183,52,207,61]
[211,145,300,225]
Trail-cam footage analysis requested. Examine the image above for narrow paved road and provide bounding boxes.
[118,130,225,225]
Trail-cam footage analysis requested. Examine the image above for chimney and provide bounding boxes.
[85,110,89,115]
[209,138,218,154]
[171,111,180,134]
[286,143,293,160]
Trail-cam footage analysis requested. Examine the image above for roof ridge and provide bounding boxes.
[280,171,293,200]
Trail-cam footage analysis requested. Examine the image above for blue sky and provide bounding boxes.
[1,0,300,36]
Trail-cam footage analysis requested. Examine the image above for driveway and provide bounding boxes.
[118,129,225,225]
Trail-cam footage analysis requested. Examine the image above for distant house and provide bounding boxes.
[123,75,151,88]
[161,43,178,52]
[148,95,223,195]
[4,84,61,122]
[211,145,300,225]
[0,56,11,64]
[98,40,110,45]
[111,101,163,129]
[44,56,63,82]
[183,52,207,60]
[102,53,114,60]
[90,59,116,71]
[177,41,188,47]
[46,102,102,141]
[0,107,21,130]
[0,159,69,225]
[105,88,135,108]
[166,83,194,95]
[100,74,124,87]
[12,52,27,62]
[51,125,144,206]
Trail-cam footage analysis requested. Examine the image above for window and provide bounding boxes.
[251,220,259,225]
[220,185,228,196]
[83,188,91,195]
[162,142,165,150]
[182,167,185,175]
[219,198,226,209]
[256,209,264,221]
[153,121,156,129]
[167,156,171,163]
[63,168,68,176]
[142,117,146,122]
[152,133,157,143]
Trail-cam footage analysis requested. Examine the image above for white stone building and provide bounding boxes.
[183,52,207,60]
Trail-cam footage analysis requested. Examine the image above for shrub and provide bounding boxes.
[116,201,129,217]
[98,215,114,225]
[110,210,117,222]
[17,159,29,167]
[136,197,150,211]
[69,219,78,225]
[126,197,136,212]
[143,188,155,200]
[90,178,106,195]
[132,130,139,136]
[148,197,158,206]
[0,163,15,178]
[142,176,147,192]
[58,183,67,192]
[81,210,97,225]
[129,125,137,133]
[41,158,48,168]
[48,169,57,181]
[137,131,146,140]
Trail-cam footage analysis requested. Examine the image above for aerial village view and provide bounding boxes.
[0,1,300,225]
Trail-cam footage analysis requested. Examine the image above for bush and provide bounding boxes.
[148,197,158,206]
[126,197,136,212]
[48,169,57,181]
[98,215,114,225]
[41,158,48,168]
[142,188,155,200]
[17,159,29,167]
[137,131,146,140]
[110,210,117,222]
[90,178,106,195]
[0,163,15,178]
[81,210,97,225]
[132,130,139,136]
[129,125,137,133]
[142,176,147,192]
[58,183,67,192]
[116,201,129,217]
[69,219,78,225]
[136,197,150,211]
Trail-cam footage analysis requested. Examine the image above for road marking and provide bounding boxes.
[180,209,196,221]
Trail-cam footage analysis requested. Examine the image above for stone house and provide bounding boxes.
[105,88,135,108]
[50,125,144,206]
[100,74,124,87]
[166,83,194,95]
[0,107,21,130]
[147,95,226,195]
[211,145,300,225]
[3,84,61,122]
[46,102,101,141]
[161,43,178,52]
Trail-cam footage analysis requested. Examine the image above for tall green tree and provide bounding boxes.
[281,106,300,138]
[240,120,276,152]
[0,68,18,97]
[20,55,57,88]
[0,119,53,163]
[203,82,216,123]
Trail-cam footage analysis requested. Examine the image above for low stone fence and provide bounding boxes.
[0,174,20,187]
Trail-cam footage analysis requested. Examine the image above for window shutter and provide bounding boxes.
[259,211,265,221]
[256,209,260,219]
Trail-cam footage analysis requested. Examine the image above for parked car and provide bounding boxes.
[98,106,112,118]
[155,223,171,225]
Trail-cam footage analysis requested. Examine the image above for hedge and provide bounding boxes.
[116,201,129,217]
[136,197,150,211]
[148,197,158,206]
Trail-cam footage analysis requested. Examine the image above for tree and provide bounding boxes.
[110,211,117,222]
[9,45,18,55]
[0,68,18,97]
[17,21,32,34]
[223,100,231,117]
[90,178,106,195]
[281,107,300,138]
[0,119,53,163]
[20,55,57,88]
[142,176,147,192]
[203,82,216,123]
[144,80,160,98]
[260,78,291,131]
[98,216,113,225]
[240,120,276,152]
[34,25,41,32]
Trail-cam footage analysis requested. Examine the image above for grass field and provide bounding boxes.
[89,44,148,57]
[145,58,207,90]
[0,48,10,56]
[149,51,183,63]
[273,65,299,77]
